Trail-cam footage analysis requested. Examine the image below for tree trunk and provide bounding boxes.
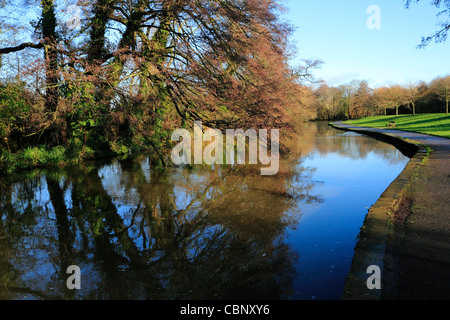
[87,0,114,64]
[42,0,58,113]
[46,178,75,299]
[40,0,63,146]
[446,97,449,115]
[106,5,146,90]
[138,4,172,98]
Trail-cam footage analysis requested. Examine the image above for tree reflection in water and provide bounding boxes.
[0,156,318,300]
[0,122,409,300]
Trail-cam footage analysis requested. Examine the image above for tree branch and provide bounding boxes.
[0,42,44,55]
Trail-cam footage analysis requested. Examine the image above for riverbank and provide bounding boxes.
[330,121,450,300]
[0,144,153,176]
[345,114,450,139]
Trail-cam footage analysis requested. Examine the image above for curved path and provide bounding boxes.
[330,121,450,300]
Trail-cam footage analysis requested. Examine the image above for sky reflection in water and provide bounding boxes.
[0,122,410,300]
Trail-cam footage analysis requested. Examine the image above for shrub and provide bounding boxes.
[0,146,68,175]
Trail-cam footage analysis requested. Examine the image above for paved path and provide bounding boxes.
[331,122,450,300]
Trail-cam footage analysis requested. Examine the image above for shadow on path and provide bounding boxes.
[331,122,450,300]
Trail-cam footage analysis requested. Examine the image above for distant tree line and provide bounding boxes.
[312,75,450,121]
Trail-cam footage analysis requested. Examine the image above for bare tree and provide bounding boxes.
[388,85,408,117]
[314,84,342,120]
[350,80,373,118]
[338,80,359,120]
[405,0,450,47]
[404,82,424,116]
[430,75,450,114]
[373,87,394,116]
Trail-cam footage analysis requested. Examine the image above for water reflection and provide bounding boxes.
[0,122,409,300]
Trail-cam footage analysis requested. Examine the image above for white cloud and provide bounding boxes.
[322,72,361,86]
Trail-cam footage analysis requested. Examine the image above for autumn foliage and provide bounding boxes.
[0,0,312,170]
[312,76,450,121]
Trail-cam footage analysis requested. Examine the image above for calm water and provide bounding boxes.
[0,122,409,300]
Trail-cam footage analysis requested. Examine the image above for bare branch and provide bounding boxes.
[0,42,44,55]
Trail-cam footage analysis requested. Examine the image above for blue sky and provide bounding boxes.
[283,0,450,88]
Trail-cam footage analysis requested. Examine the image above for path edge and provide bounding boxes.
[328,122,431,300]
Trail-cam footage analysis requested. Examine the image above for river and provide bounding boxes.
[0,122,410,300]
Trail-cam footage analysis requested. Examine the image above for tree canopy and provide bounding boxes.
[0,0,314,167]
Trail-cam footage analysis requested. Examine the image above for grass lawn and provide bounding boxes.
[344,114,450,139]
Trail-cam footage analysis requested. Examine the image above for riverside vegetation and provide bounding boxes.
[1,0,449,175]
[0,0,319,175]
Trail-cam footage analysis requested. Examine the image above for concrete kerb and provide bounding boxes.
[328,122,431,300]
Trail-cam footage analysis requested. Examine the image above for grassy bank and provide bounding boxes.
[344,114,450,139]
[0,145,81,175]
[0,143,133,176]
